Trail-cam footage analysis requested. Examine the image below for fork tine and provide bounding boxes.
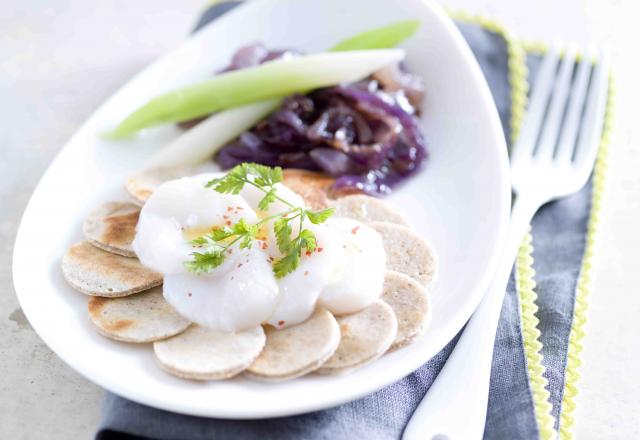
[535,45,578,159]
[555,51,593,163]
[573,49,610,178]
[511,47,560,164]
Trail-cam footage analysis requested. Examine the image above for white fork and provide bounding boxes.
[403,46,610,440]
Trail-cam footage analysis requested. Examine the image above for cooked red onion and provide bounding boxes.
[216,81,426,195]
[372,62,425,109]
[199,45,427,195]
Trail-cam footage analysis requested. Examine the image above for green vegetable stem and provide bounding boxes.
[104,20,420,139]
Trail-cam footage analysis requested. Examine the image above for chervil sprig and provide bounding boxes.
[185,163,334,277]
[185,216,270,273]
[184,249,226,273]
[206,163,285,211]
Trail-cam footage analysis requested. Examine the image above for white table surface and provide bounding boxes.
[2,0,638,438]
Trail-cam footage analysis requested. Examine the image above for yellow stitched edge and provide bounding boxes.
[446,11,527,140]
[519,39,615,439]
[447,11,556,439]
[516,231,557,440]
[558,76,615,440]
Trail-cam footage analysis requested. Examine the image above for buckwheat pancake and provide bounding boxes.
[316,300,397,375]
[83,201,139,257]
[154,325,266,380]
[126,165,199,205]
[332,194,409,226]
[246,308,340,381]
[88,287,190,343]
[282,169,334,210]
[369,222,437,288]
[62,241,162,297]
[64,161,439,382]
[381,271,431,349]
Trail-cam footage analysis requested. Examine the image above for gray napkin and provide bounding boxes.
[96,4,598,439]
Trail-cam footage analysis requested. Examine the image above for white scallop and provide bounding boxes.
[132,174,257,275]
[319,218,386,315]
[267,222,347,328]
[240,181,307,259]
[163,245,279,332]
[132,172,387,333]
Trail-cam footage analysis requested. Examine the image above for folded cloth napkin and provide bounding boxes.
[96,4,611,439]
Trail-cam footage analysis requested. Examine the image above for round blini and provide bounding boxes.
[246,308,340,381]
[62,241,162,297]
[316,300,397,375]
[332,194,409,226]
[369,222,438,288]
[126,165,197,205]
[382,271,432,349]
[154,325,266,381]
[83,201,140,257]
[282,169,334,210]
[88,286,190,343]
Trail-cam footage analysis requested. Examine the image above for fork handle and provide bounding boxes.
[403,195,541,440]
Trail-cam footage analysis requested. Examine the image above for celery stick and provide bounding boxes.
[330,20,420,52]
[147,99,280,169]
[145,19,423,167]
[105,49,403,139]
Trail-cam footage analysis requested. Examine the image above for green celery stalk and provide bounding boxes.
[106,19,421,140]
[145,19,423,167]
[329,20,421,52]
[147,100,280,168]
[105,49,403,139]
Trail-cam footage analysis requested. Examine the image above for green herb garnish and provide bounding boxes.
[184,163,334,278]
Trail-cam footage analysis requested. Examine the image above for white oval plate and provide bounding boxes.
[13,0,510,419]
